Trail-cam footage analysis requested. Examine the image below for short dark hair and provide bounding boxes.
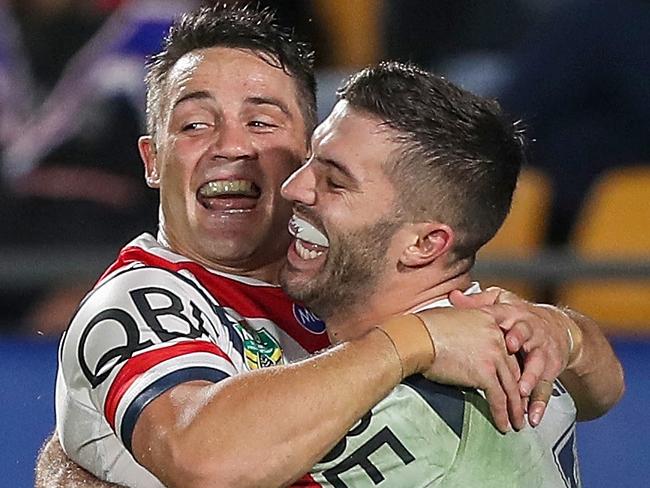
[337,61,525,260]
[145,2,317,140]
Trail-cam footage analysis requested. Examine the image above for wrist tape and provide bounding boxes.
[377,313,436,379]
[566,318,584,369]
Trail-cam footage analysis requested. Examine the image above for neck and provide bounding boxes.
[204,259,283,285]
[325,269,472,344]
[158,228,283,285]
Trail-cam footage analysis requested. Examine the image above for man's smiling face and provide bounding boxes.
[280,101,405,320]
[140,47,308,278]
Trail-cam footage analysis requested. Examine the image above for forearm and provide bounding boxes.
[36,433,121,488]
[134,328,406,488]
[559,308,625,420]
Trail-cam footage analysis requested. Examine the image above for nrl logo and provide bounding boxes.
[235,323,283,370]
[293,303,326,334]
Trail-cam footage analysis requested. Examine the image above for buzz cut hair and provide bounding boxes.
[144,2,317,141]
[337,61,526,260]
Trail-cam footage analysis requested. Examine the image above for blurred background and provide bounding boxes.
[0,0,648,486]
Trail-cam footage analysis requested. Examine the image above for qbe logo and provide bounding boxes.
[293,304,326,334]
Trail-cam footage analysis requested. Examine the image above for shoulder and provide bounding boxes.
[59,263,244,390]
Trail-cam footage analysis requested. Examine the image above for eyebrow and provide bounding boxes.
[245,96,292,118]
[171,93,292,119]
[172,90,213,110]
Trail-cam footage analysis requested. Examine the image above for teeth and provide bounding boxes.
[288,215,329,247]
[295,239,324,260]
[199,180,258,197]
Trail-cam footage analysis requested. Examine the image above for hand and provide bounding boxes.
[450,287,577,427]
[414,307,524,433]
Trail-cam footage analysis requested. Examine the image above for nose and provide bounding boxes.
[281,162,317,206]
[211,121,255,161]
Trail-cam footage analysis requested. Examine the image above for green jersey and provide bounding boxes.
[302,287,580,488]
[305,376,579,487]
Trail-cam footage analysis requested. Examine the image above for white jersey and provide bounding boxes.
[56,233,329,487]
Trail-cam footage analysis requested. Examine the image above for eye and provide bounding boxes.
[248,120,278,129]
[326,177,345,190]
[182,122,210,132]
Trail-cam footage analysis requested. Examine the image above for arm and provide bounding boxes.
[132,328,404,488]
[450,287,625,423]
[64,267,520,488]
[36,433,121,488]
[557,307,625,420]
[510,302,625,423]
[131,308,519,488]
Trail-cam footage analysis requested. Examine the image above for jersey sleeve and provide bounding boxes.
[59,265,246,453]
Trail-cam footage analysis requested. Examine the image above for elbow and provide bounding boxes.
[576,360,626,422]
[607,360,626,412]
[131,400,254,486]
[161,439,218,488]
[598,358,626,417]
[132,423,227,487]
[154,434,270,488]
[130,381,290,488]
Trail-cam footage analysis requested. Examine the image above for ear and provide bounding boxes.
[398,222,454,268]
[139,136,160,188]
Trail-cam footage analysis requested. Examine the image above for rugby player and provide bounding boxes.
[280,62,623,486]
[36,4,624,488]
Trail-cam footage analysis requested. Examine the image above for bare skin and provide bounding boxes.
[39,52,624,488]
[450,287,624,423]
[49,49,529,488]
[280,100,624,432]
[35,433,122,488]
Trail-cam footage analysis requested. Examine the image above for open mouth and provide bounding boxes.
[197,179,261,209]
[288,215,329,261]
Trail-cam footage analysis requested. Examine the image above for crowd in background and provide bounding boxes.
[1,0,648,335]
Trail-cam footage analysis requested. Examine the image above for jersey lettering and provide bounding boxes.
[130,286,211,341]
[293,303,326,334]
[320,412,415,488]
[78,308,153,388]
[79,283,227,388]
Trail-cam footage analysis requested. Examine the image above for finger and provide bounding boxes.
[528,379,554,427]
[498,358,525,431]
[480,306,522,354]
[506,351,522,383]
[488,287,525,306]
[519,348,546,397]
[484,378,510,433]
[530,379,554,404]
[480,304,524,330]
[449,288,500,308]
[523,394,530,414]
[504,320,534,354]
[528,401,547,427]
